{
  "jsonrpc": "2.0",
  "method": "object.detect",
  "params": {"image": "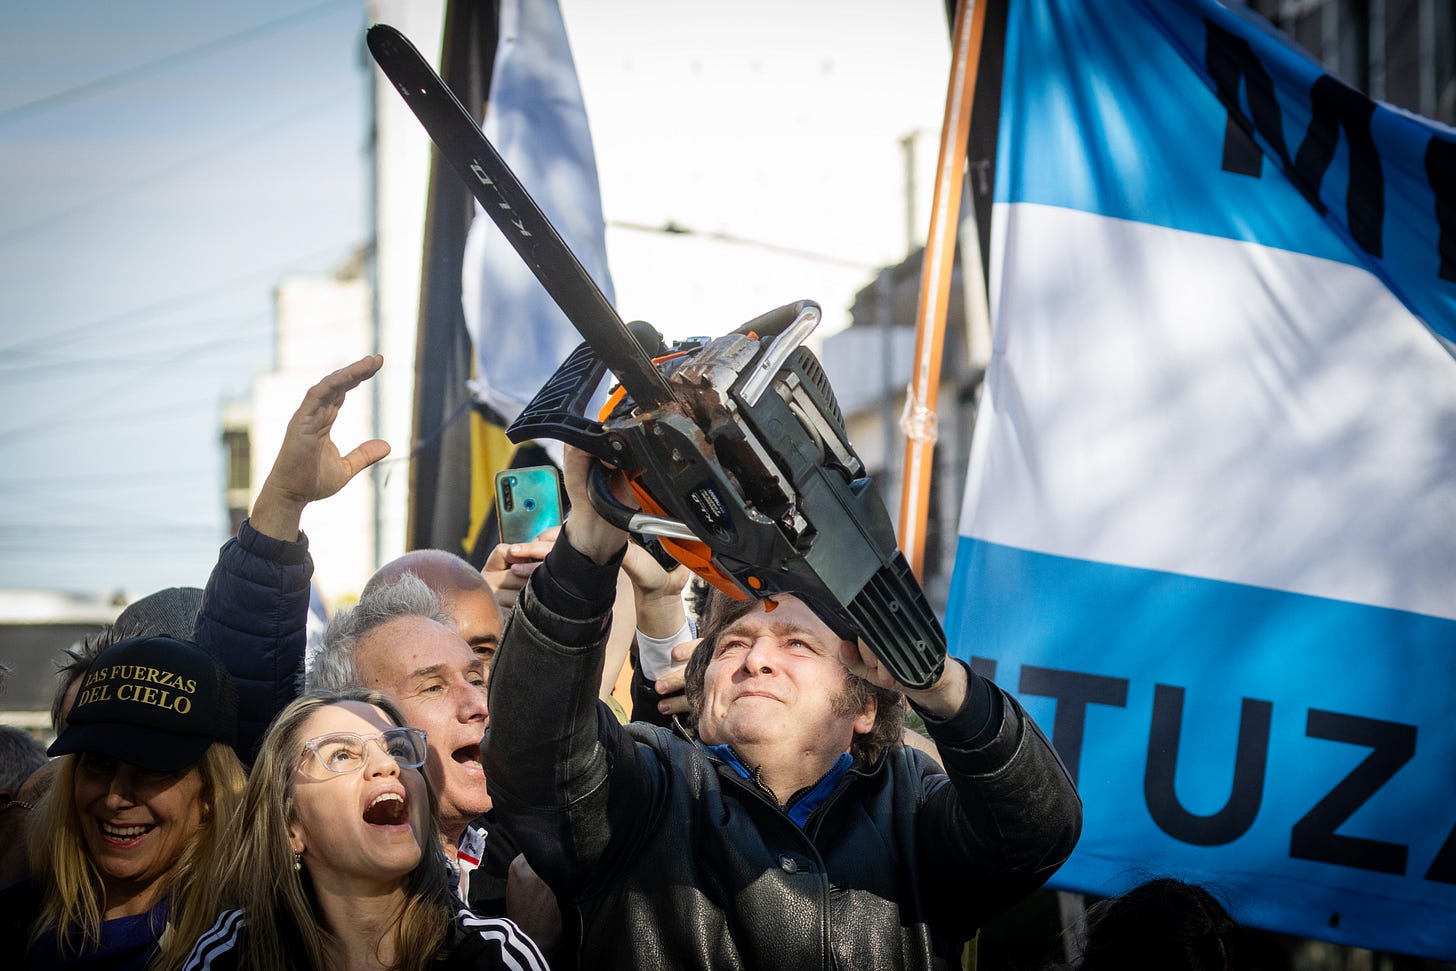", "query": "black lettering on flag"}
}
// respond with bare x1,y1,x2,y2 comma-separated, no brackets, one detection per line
1206,21,1385,259
969,656,998,682
1290,709,1414,875
1292,76,1384,257
1145,685,1272,846
1427,136,1456,282
1424,817,1456,884
1018,665,1129,787
1205,19,1295,178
